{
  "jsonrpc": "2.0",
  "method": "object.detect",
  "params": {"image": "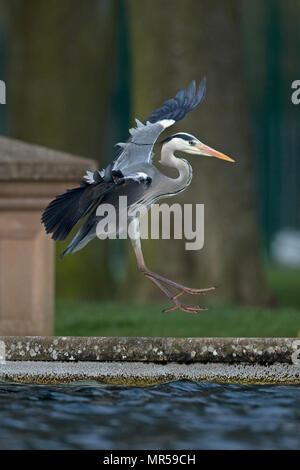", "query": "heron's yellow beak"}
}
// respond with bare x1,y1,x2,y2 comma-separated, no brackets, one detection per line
195,143,235,163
